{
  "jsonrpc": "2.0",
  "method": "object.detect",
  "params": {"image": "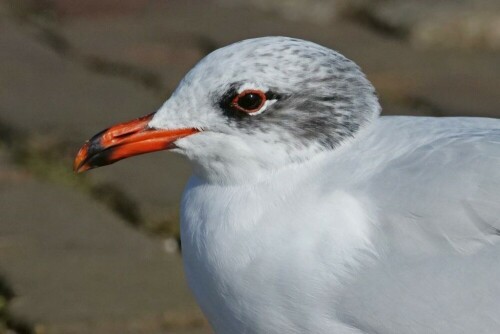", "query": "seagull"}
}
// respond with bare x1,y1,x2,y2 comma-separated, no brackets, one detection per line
74,37,500,334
